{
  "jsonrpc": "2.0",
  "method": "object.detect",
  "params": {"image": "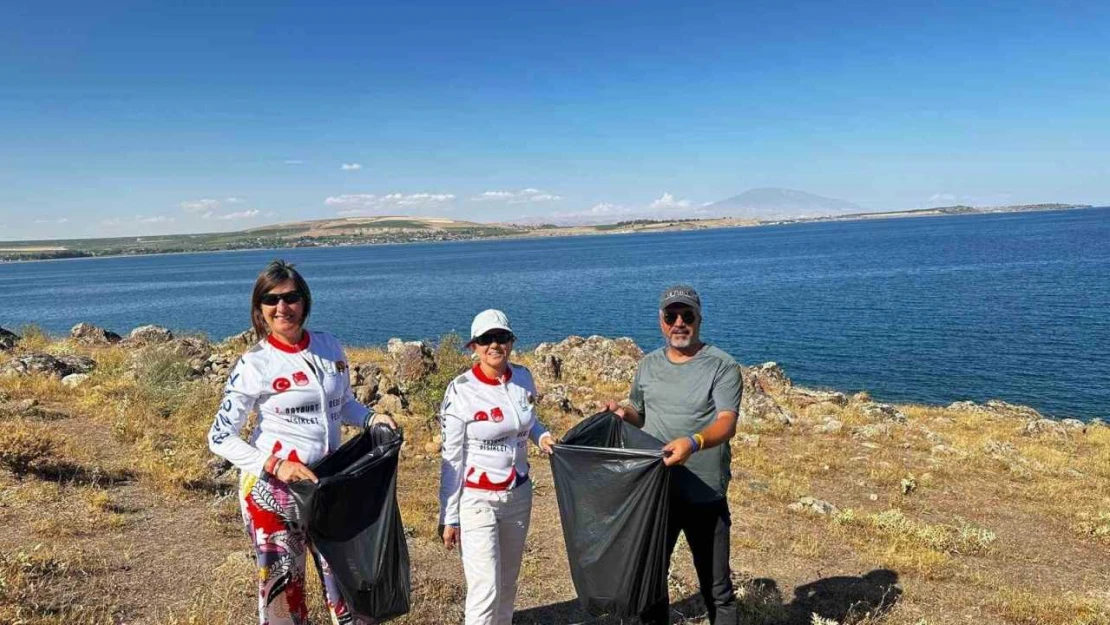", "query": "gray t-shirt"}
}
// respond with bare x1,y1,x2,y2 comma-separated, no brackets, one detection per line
629,344,742,502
